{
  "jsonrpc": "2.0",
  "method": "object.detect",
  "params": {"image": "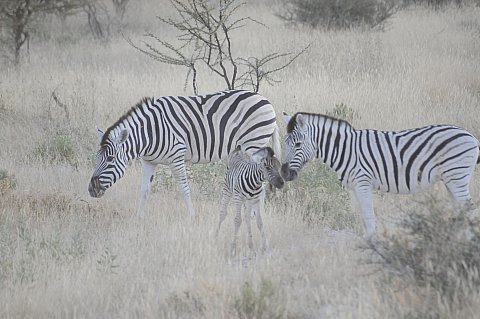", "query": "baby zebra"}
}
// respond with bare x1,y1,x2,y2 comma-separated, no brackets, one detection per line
216,146,284,256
